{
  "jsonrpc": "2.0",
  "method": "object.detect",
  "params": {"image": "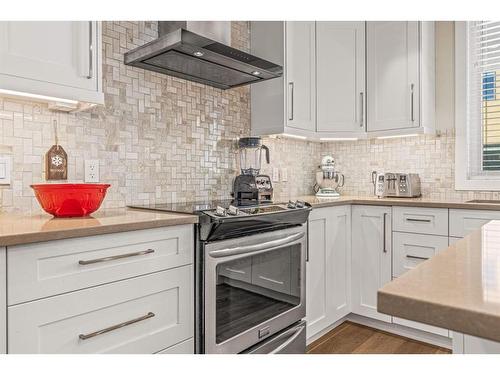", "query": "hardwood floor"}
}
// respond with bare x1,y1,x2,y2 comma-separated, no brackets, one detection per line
307,321,451,354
